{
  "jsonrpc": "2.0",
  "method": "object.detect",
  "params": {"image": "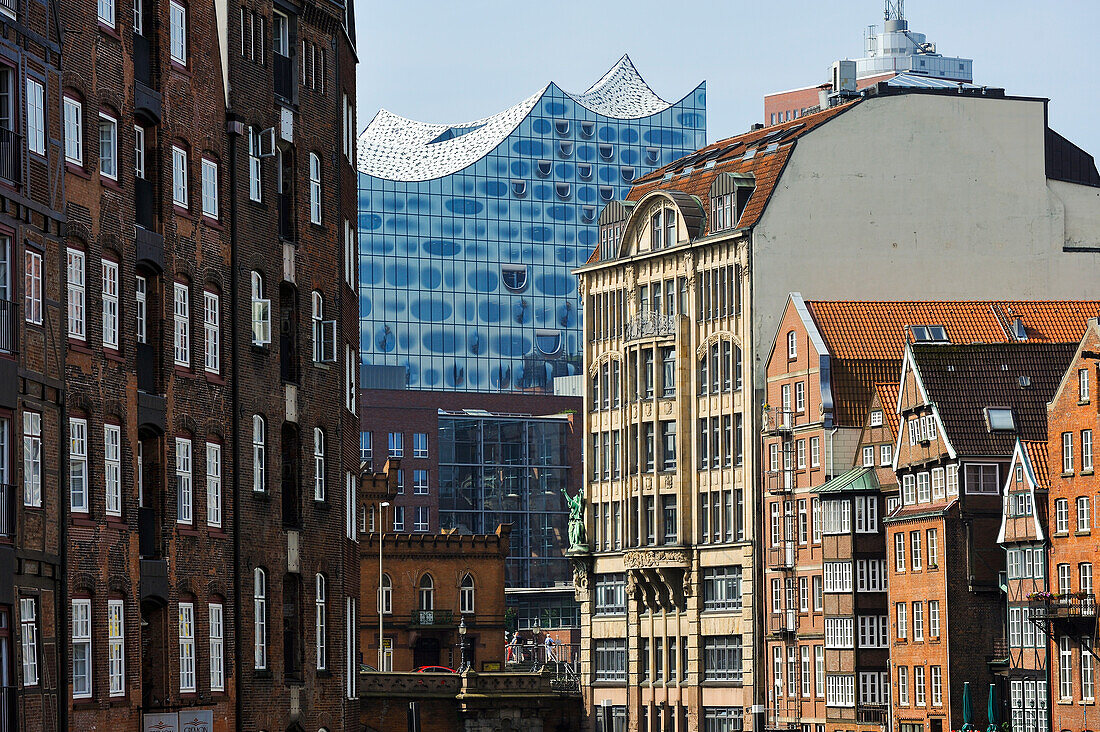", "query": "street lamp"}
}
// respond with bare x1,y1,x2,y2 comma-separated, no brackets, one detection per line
378,501,389,672
458,617,469,672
